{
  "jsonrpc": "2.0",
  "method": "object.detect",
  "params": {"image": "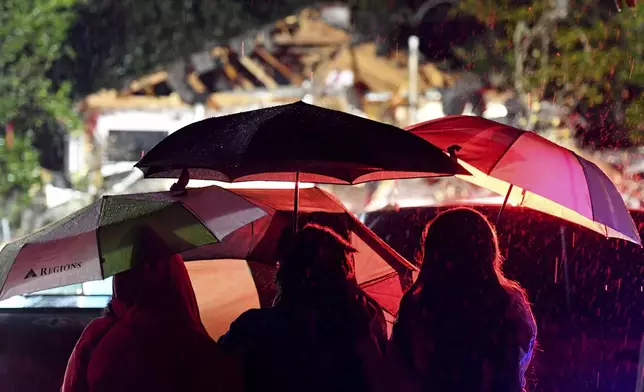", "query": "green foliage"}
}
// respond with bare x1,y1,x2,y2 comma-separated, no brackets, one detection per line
0,0,80,224
619,5,644,142
454,0,643,143
0,0,79,126
625,98,643,142
0,134,41,224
